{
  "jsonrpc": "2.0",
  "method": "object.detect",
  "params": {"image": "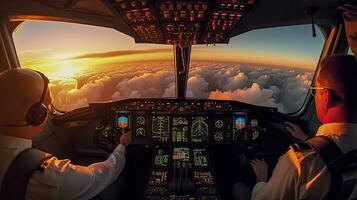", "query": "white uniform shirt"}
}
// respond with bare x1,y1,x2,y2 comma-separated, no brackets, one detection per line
251,123,357,200
0,134,126,200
